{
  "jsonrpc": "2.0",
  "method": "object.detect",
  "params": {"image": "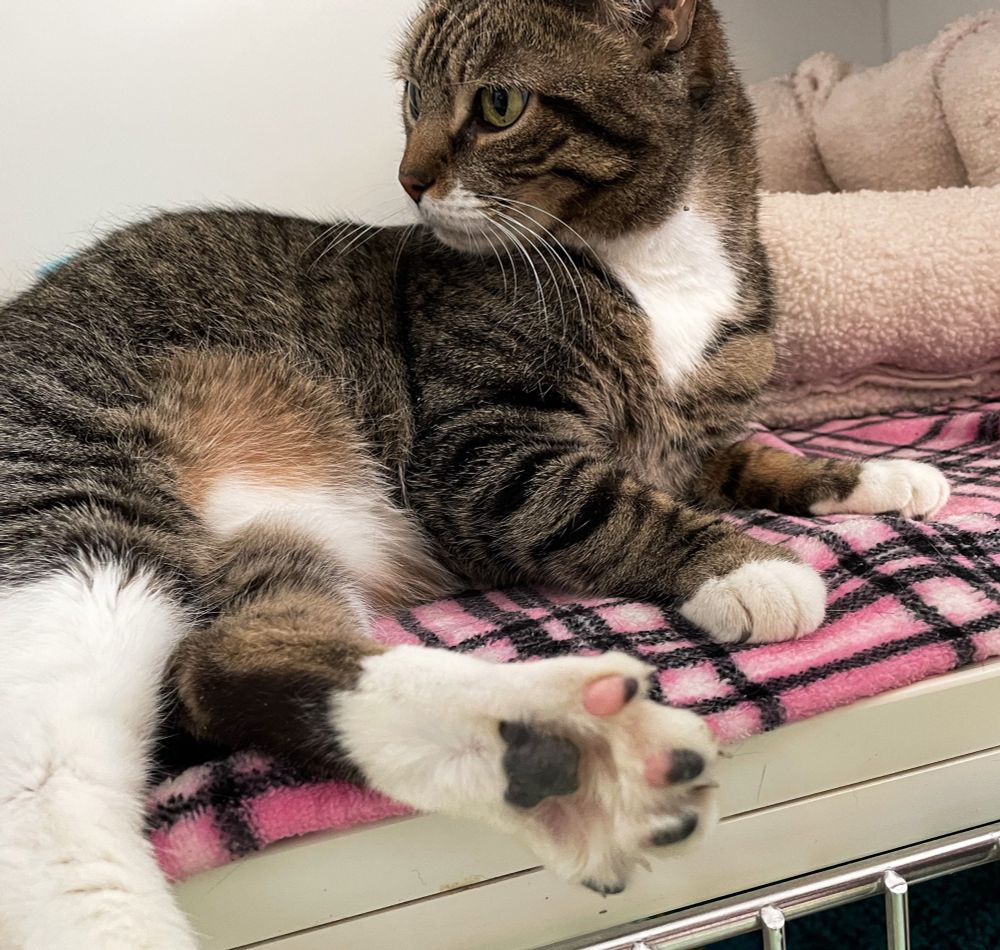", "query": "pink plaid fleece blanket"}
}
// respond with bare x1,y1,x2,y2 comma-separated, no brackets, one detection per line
148,394,1000,882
